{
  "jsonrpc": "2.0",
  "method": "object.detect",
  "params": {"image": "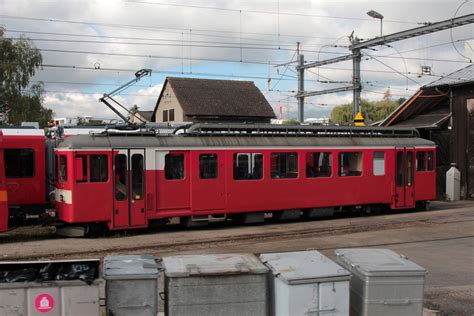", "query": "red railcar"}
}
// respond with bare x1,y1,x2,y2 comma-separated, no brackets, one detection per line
54,124,436,233
0,131,8,233
0,128,52,222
